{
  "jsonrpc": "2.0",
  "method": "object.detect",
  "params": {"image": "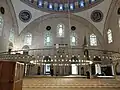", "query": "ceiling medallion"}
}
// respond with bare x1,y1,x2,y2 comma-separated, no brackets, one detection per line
71,26,76,31
46,26,51,31
91,10,103,22
19,10,32,23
